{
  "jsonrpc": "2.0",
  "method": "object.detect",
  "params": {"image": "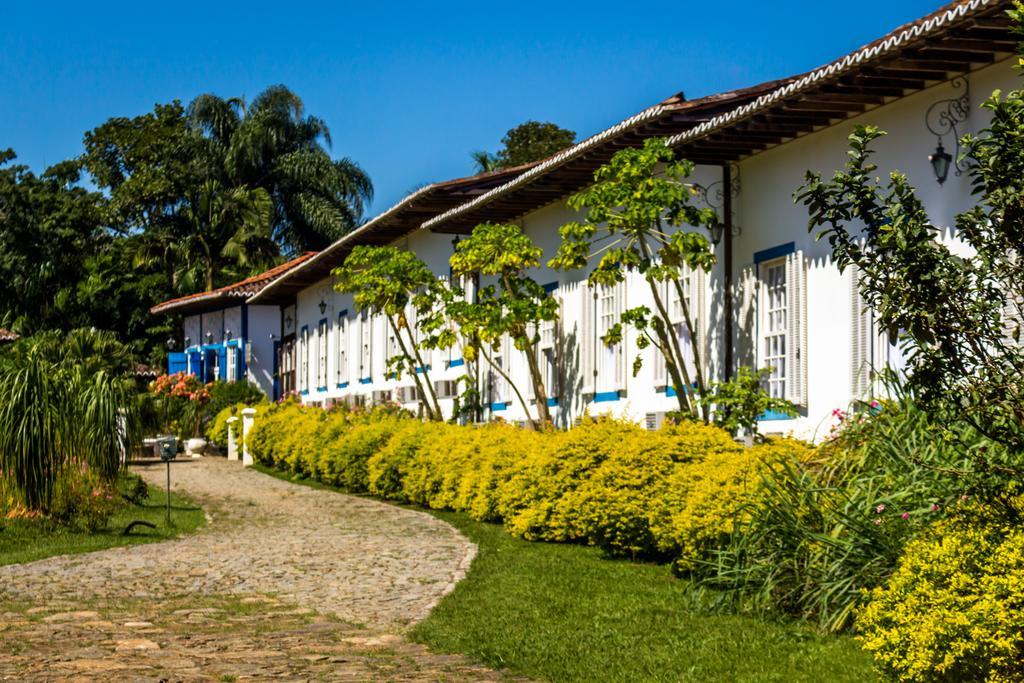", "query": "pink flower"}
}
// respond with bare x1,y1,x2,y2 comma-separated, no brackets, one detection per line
91,490,100,497
901,512,910,520
930,504,940,512
873,518,883,525
870,400,880,409
876,504,885,513
961,495,969,502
